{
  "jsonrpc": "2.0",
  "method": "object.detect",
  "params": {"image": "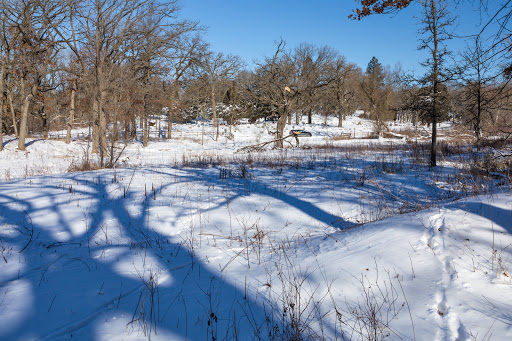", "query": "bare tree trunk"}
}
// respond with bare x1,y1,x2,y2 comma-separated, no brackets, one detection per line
337,109,343,127
8,92,18,137
0,99,3,151
0,63,5,151
295,110,300,124
211,85,219,141
167,109,173,139
431,102,437,167
276,101,291,148
92,99,100,154
112,110,118,143
142,80,149,147
0,97,4,151
99,90,107,163
18,78,38,151
229,114,233,137
131,116,137,139
18,94,32,151
476,82,482,151
42,112,48,139
201,109,205,145
276,114,287,148
430,0,439,168
158,113,161,140
124,118,129,143
66,82,76,144
143,110,148,147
